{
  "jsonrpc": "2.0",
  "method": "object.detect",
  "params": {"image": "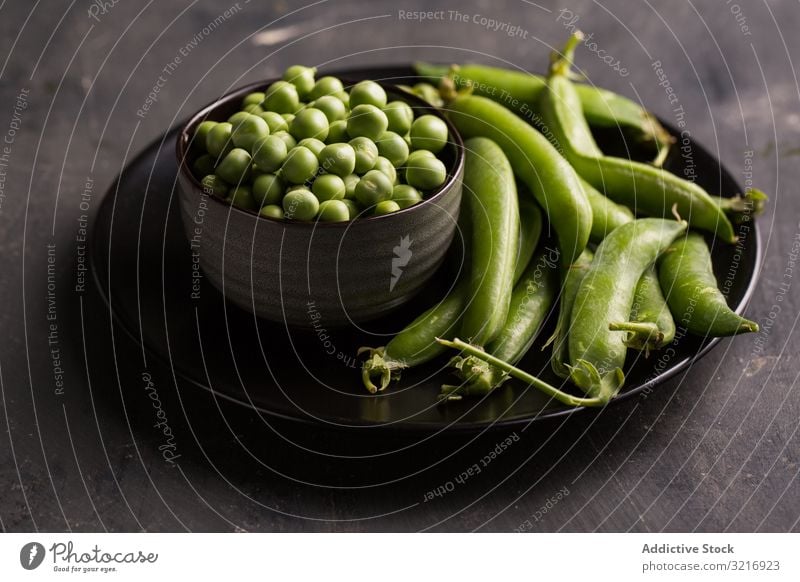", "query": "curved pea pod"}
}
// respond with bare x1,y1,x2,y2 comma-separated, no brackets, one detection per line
442,245,560,400
359,280,468,393
445,94,592,267
576,156,737,243
539,33,737,244
580,176,633,242
569,218,688,400
460,137,519,345
545,249,594,379
657,232,759,336
514,194,543,283
413,62,673,160
609,265,676,354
